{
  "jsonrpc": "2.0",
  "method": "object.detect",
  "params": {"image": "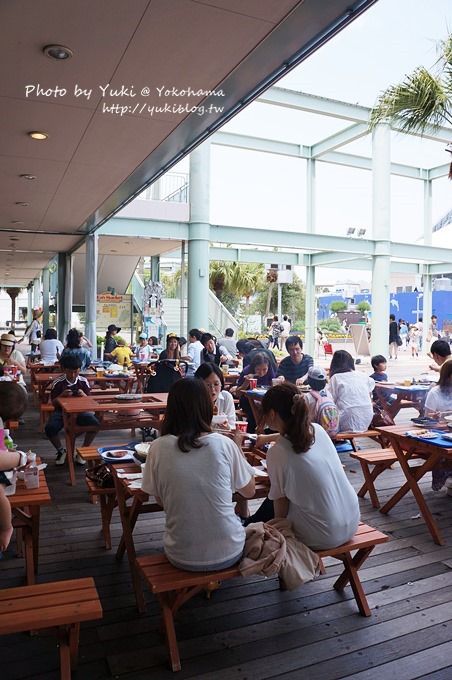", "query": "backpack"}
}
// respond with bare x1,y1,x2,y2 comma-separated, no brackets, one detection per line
310,389,339,438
